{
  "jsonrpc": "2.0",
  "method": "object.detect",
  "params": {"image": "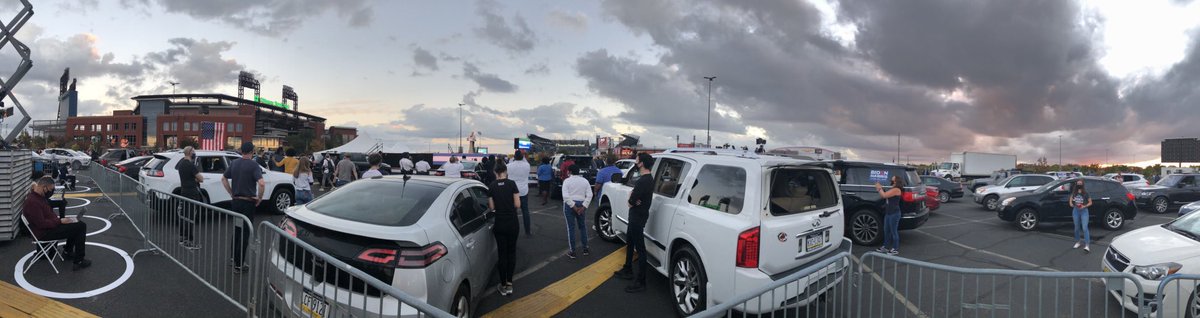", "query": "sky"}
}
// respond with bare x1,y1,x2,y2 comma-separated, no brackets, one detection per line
2,0,1200,166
